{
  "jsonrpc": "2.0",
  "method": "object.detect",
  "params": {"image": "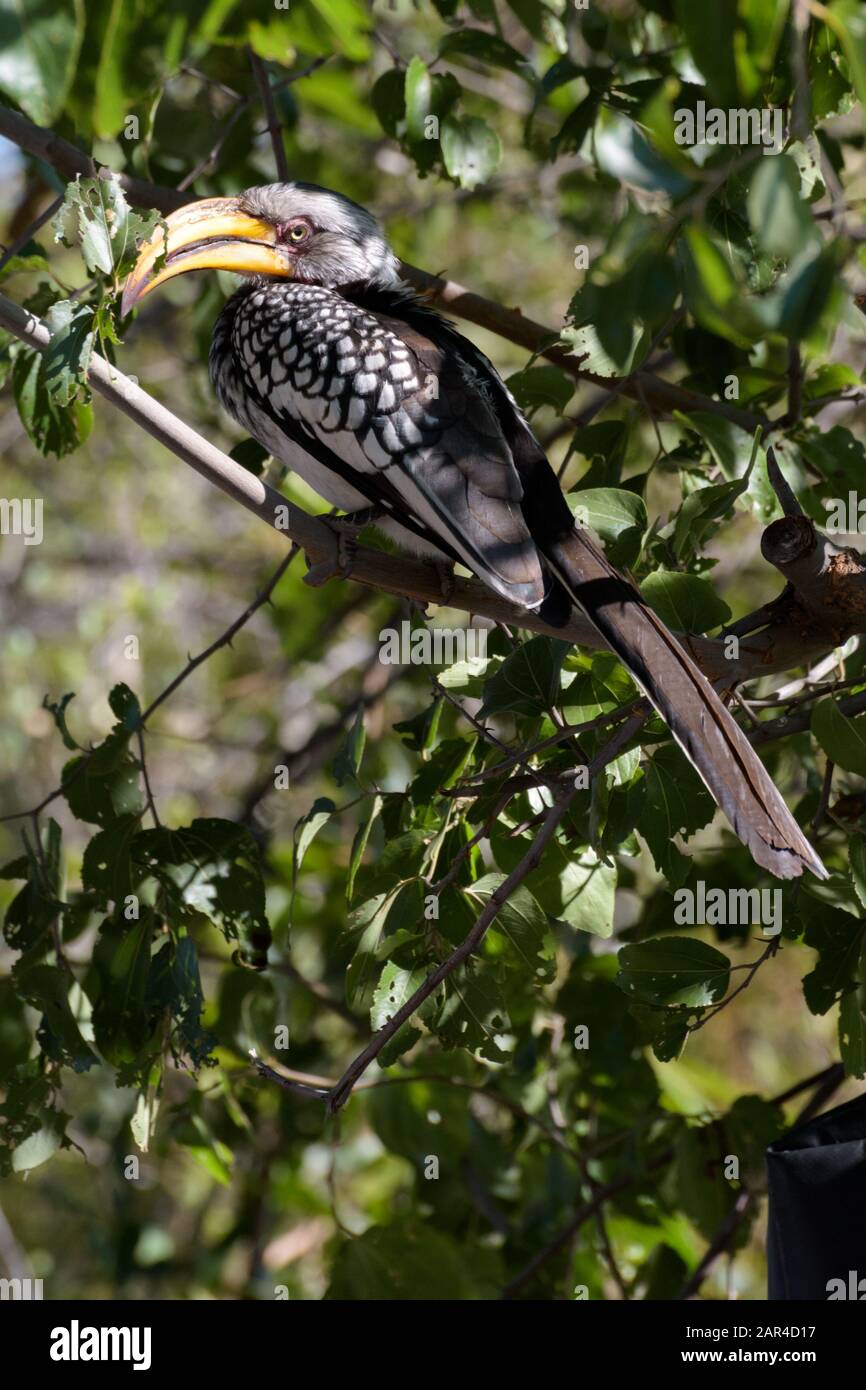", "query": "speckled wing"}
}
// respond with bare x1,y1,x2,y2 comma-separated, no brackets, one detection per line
222,284,548,609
